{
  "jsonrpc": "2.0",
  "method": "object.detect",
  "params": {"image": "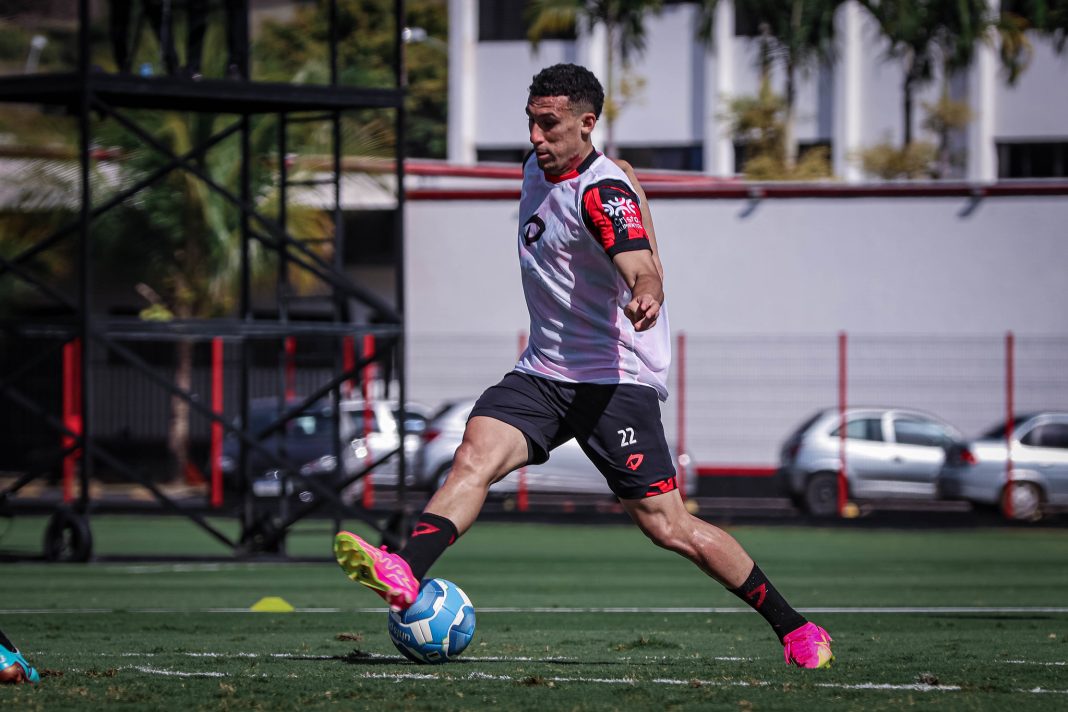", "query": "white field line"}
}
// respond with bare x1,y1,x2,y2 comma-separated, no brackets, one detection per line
3,606,1068,615
1001,660,1067,666
124,665,227,678
113,666,1068,695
